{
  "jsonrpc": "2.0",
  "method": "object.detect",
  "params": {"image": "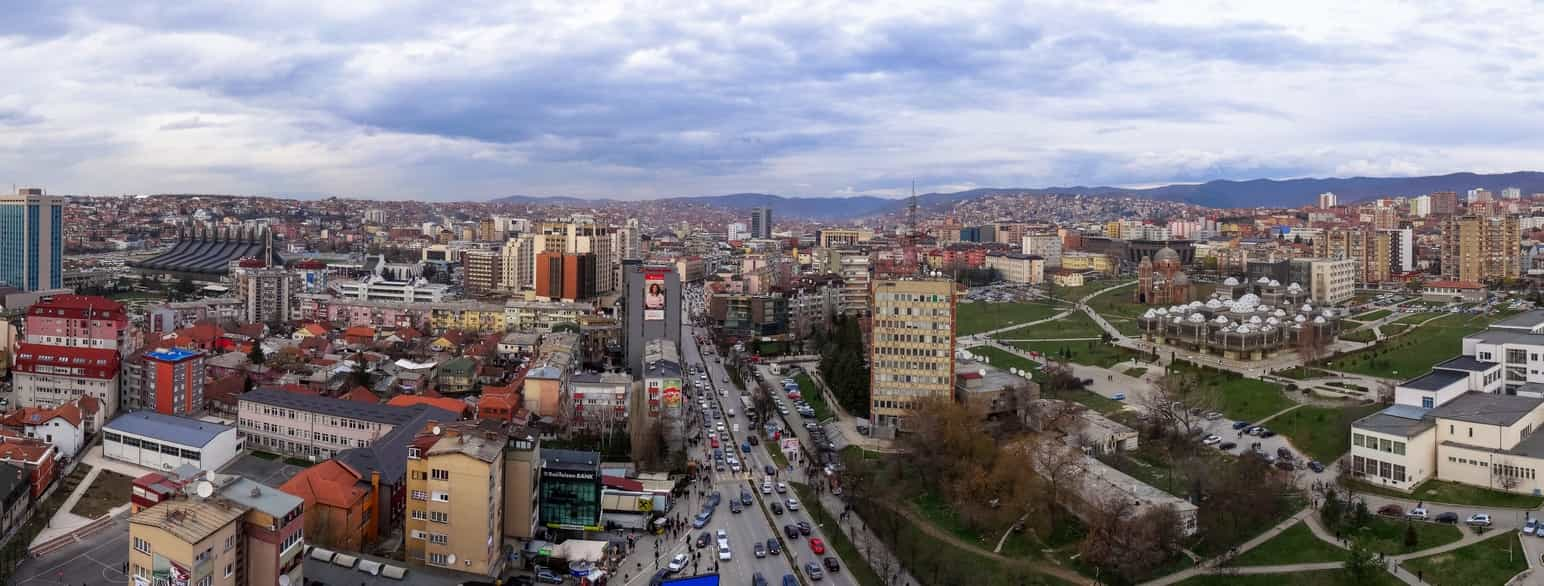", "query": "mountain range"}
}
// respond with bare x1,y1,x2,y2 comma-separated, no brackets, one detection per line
489,171,1544,219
